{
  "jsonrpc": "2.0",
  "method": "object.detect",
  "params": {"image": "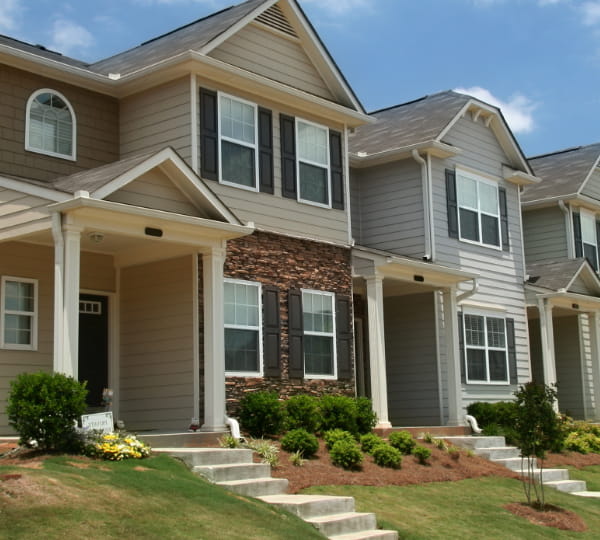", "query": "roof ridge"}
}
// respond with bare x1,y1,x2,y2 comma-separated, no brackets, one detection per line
528,145,586,161
0,33,90,66
369,90,456,115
